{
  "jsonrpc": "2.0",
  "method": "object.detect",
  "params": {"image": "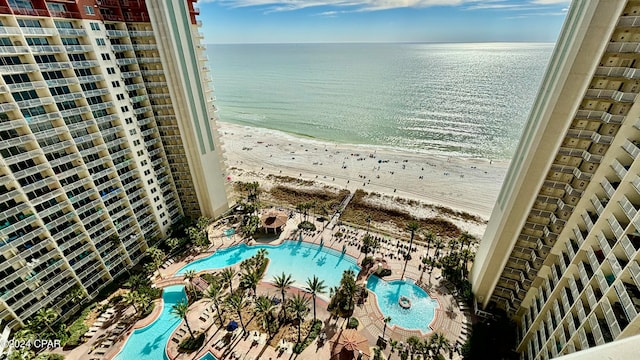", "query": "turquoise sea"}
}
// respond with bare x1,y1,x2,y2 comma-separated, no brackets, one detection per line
206,42,553,160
